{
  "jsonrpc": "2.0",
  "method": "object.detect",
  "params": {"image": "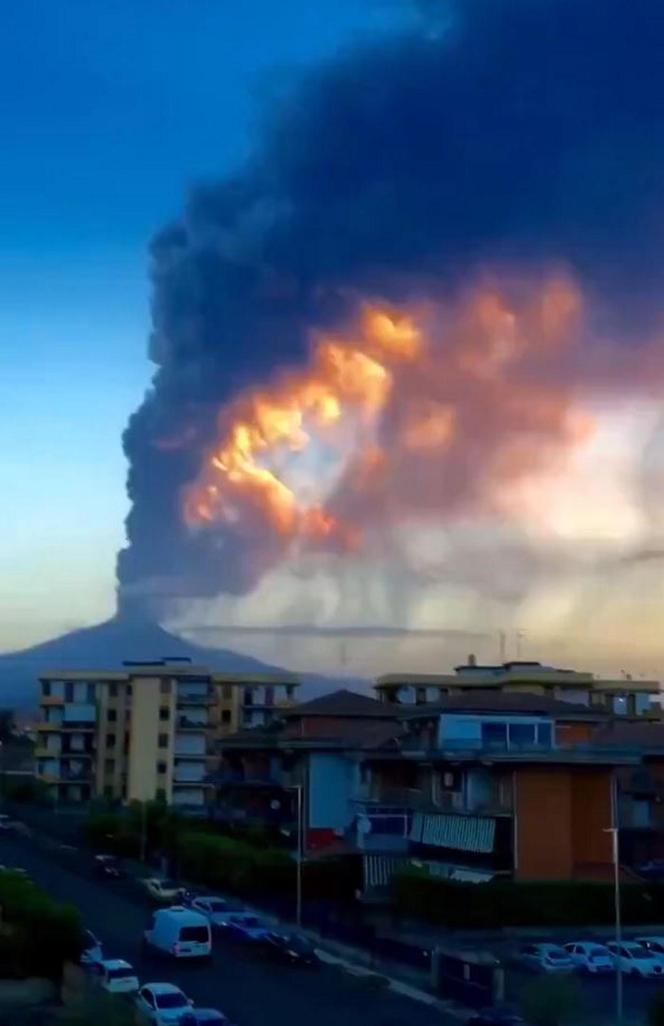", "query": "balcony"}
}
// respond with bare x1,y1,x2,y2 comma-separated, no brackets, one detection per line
177,693,214,706
177,715,209,730
354,788,511,818
41,695,64,706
